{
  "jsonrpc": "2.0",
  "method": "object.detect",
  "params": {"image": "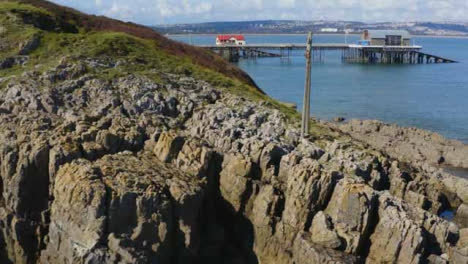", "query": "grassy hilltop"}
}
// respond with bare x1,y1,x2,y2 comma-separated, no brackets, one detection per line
0,0,300,120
